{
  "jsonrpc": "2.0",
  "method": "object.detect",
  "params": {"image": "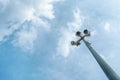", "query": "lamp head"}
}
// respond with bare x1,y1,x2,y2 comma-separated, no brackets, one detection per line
76,31,81,36
71,41,80,46
83,29,90,36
